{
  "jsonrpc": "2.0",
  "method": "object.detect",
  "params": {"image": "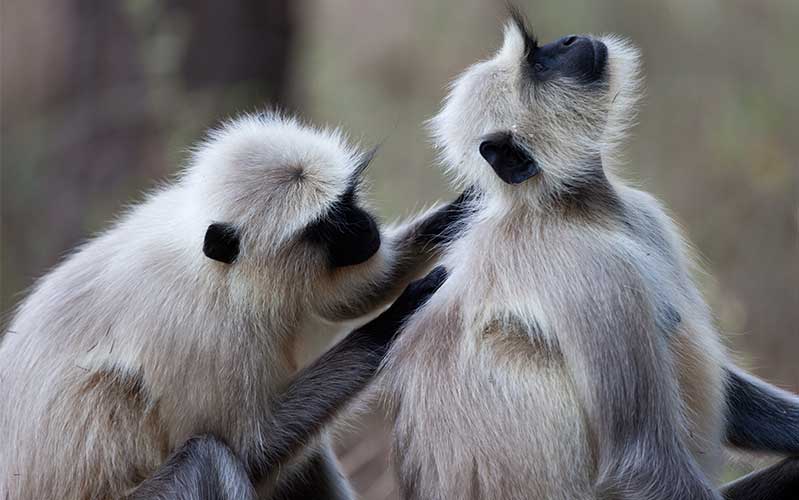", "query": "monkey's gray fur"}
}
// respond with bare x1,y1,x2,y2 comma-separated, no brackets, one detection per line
0,113,464,499
382,13,799,500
